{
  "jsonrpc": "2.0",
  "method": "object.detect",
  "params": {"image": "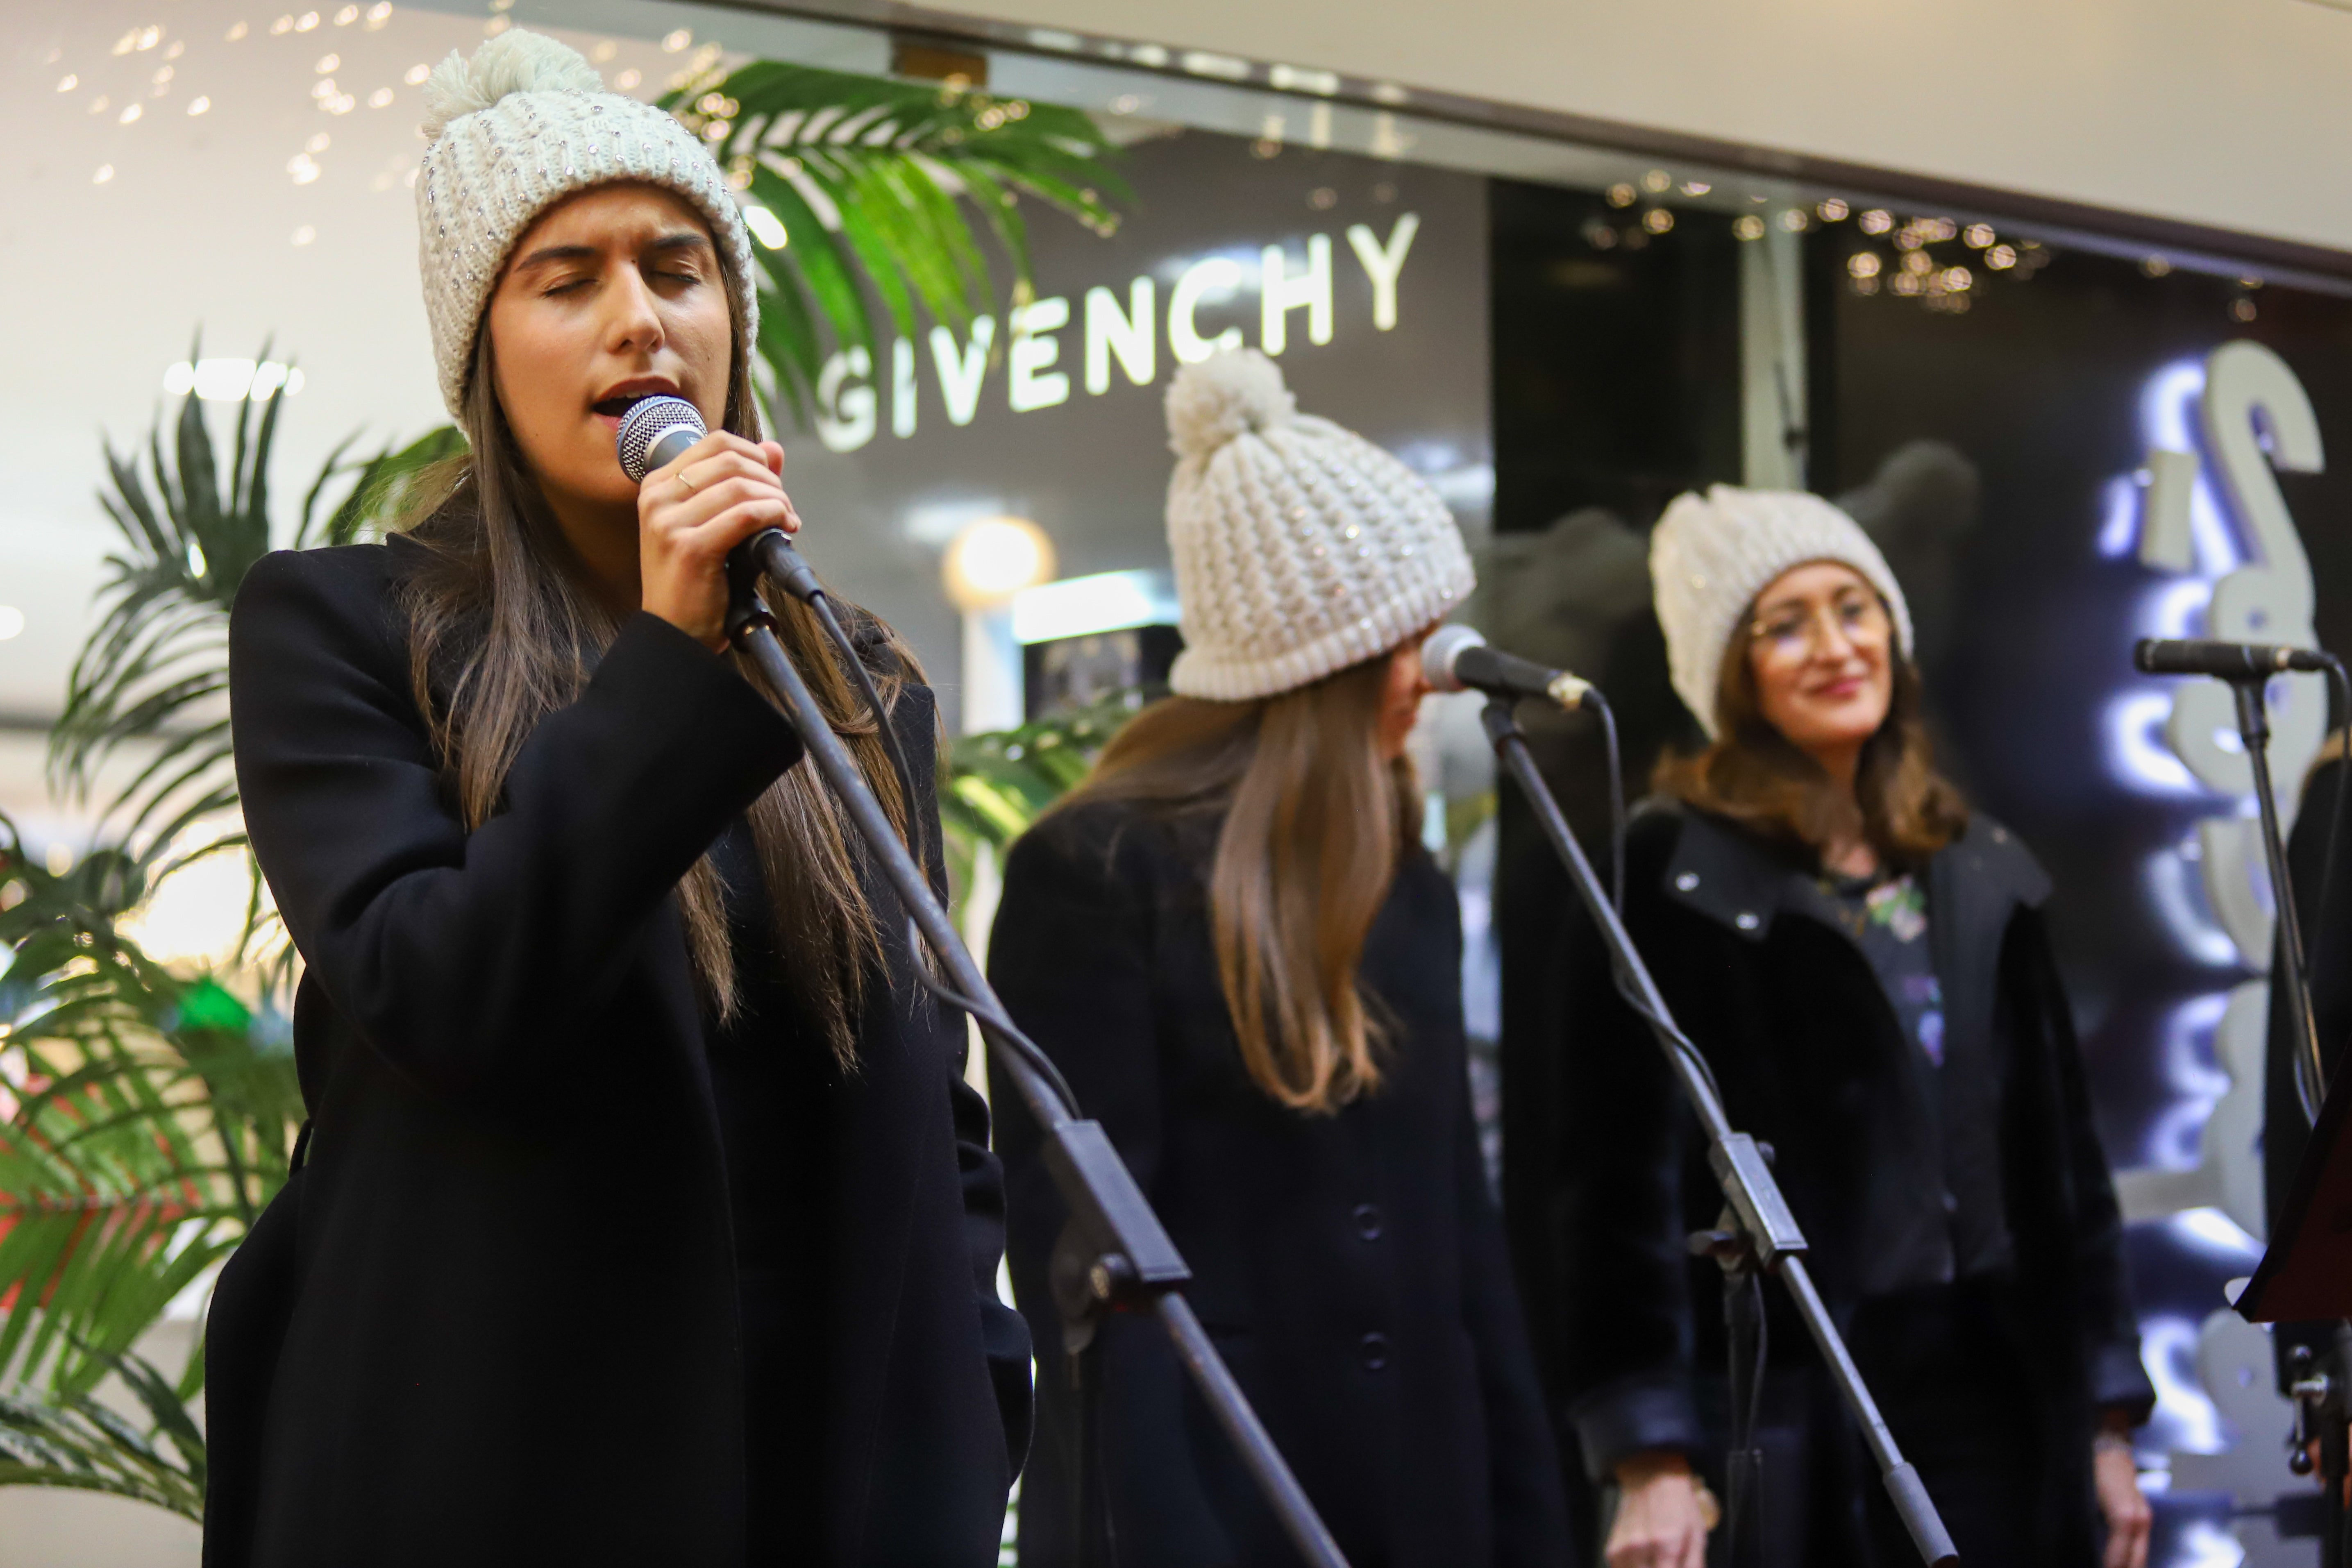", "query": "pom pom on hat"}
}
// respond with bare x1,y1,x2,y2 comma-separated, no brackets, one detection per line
419,29,603,141
1160,350,1476,702
412,29,757,420
1165,348,1297,460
